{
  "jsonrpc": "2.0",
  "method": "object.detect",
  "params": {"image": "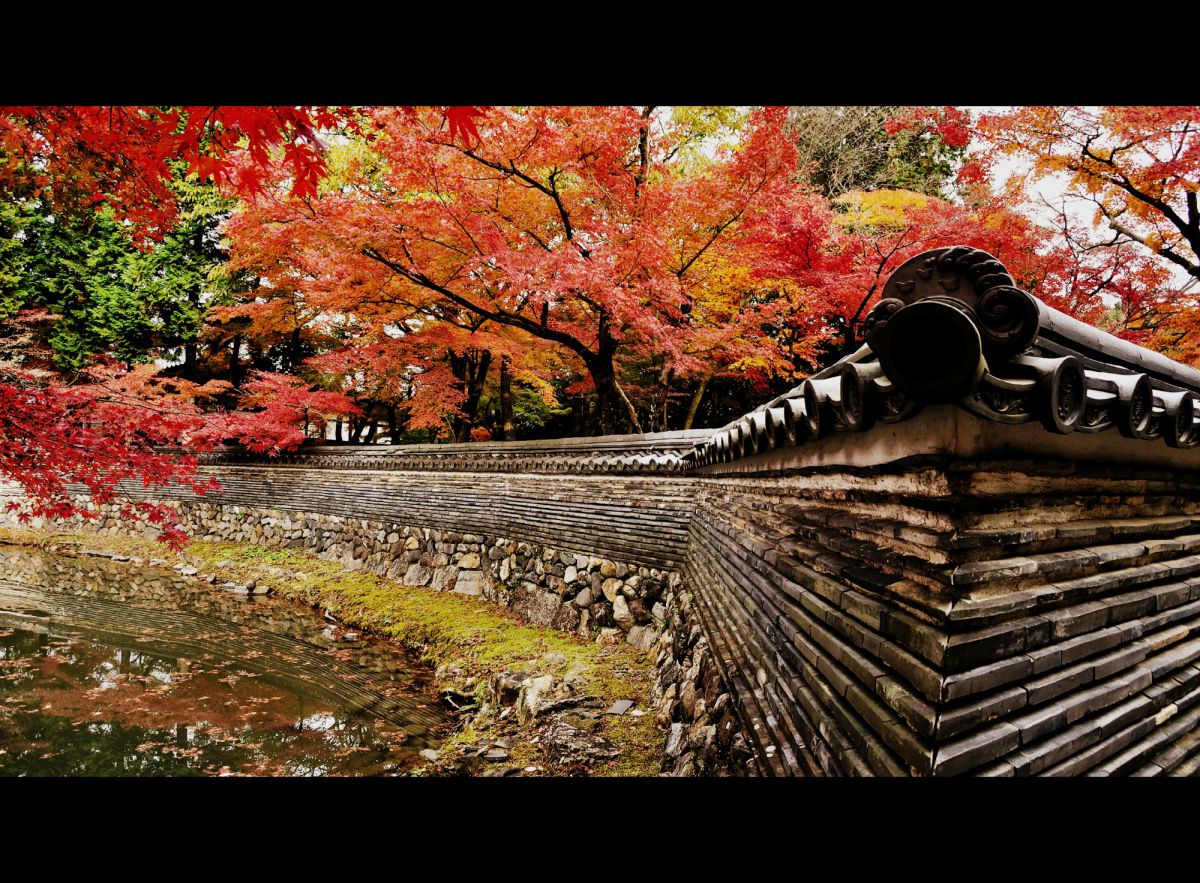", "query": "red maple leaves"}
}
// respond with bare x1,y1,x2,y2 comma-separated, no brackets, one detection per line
0,370,219,549
444,106,487,146
0,106,346,235
206,372,362,454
